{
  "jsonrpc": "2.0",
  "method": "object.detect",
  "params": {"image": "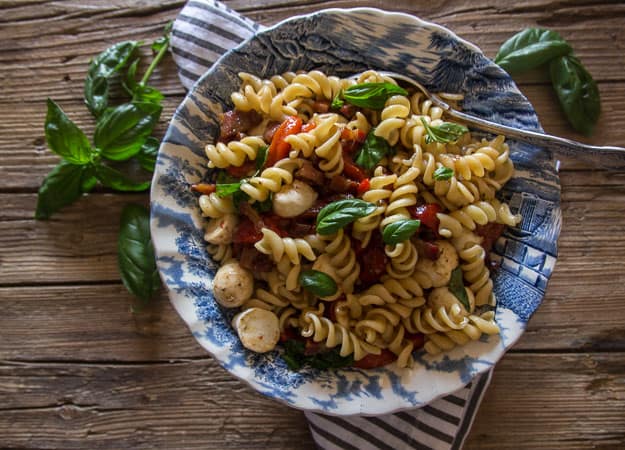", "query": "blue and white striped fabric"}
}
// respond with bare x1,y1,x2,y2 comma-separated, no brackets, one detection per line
170,2,493,448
